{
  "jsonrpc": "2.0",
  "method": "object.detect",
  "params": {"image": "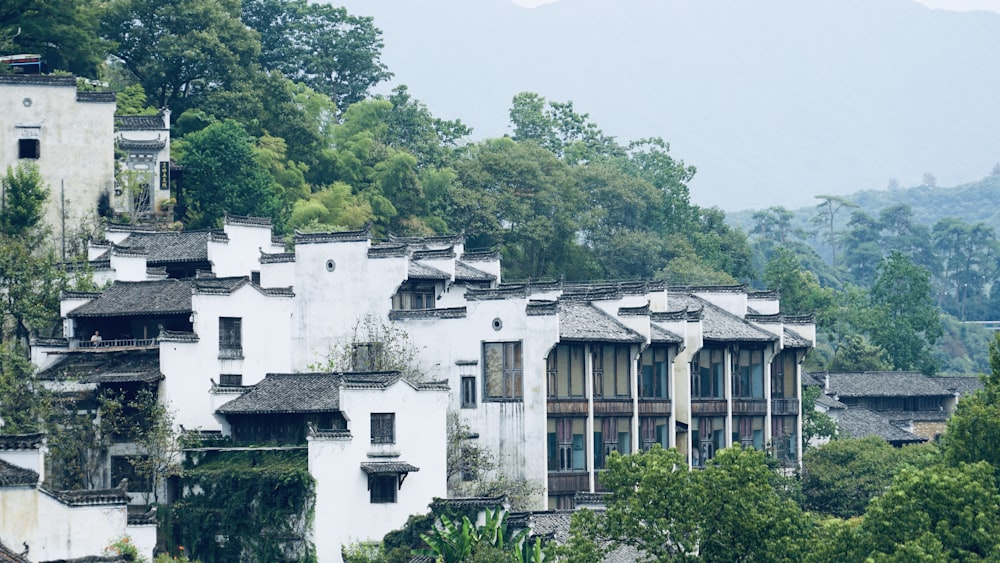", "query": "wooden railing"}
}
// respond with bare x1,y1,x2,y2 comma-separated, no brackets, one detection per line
74,338,159,350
